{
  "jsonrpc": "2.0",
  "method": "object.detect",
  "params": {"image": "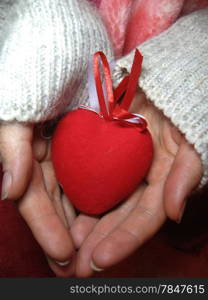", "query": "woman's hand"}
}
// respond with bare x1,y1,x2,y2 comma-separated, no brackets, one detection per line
67,92,202,277
0,122,76,277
